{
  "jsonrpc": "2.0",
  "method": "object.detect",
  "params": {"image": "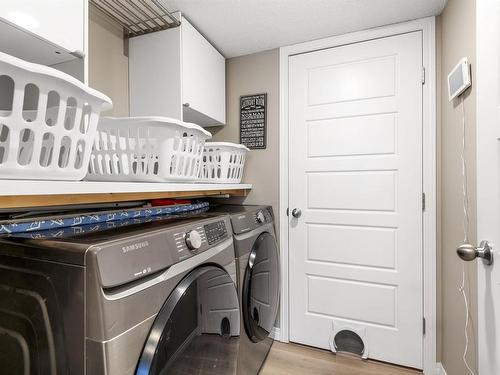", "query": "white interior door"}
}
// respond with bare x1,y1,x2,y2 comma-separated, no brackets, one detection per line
477,2,500,374
288,31,423,369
